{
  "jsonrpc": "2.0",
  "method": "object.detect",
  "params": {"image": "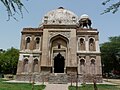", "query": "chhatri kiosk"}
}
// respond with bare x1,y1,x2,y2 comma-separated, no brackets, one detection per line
16,7,102,83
